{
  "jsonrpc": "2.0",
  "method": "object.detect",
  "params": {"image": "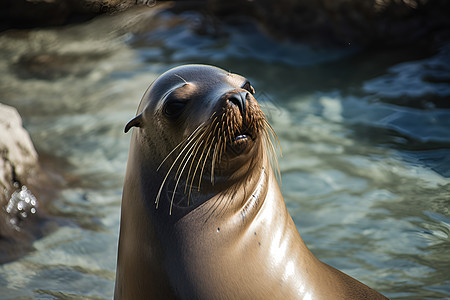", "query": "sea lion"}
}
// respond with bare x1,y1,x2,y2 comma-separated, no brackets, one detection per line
114,64,388,299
